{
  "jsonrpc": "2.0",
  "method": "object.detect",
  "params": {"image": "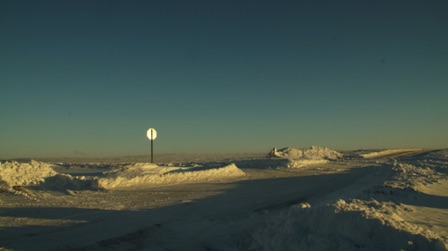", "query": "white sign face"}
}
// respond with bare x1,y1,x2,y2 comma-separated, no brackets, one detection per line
146,128,157,140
